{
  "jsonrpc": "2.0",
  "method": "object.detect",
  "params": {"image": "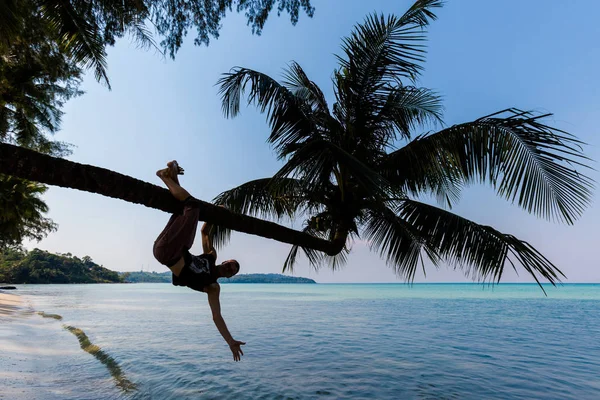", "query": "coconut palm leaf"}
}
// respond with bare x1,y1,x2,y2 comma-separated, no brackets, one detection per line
218,67,317,153
282,61,329,115
363,205,440,281
272,137,391,199
0,108,10,141
337,0,442,87
283,224,350,273
211,177,314,250
13,110,41,147
213,177,310,219
332,1,443,150
372,85,443,143
0,0,20,47
396,199,565,291
380,133,463,207
0,174,57,248
384,109,594,223
40,0,110,88
205,222,232,251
